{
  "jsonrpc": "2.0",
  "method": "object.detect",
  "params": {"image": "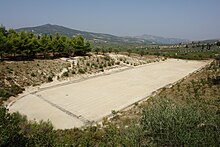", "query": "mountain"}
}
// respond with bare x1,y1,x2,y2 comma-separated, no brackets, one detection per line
136,34,189,44
16,24,190,44
16,24,152,44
